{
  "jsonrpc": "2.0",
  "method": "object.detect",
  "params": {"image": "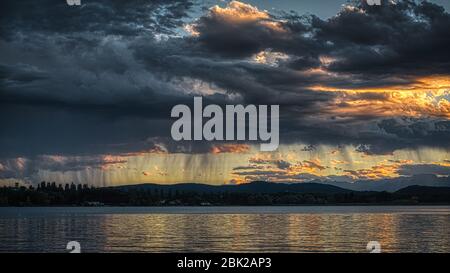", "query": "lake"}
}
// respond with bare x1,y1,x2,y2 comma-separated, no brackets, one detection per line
0,206,449,253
